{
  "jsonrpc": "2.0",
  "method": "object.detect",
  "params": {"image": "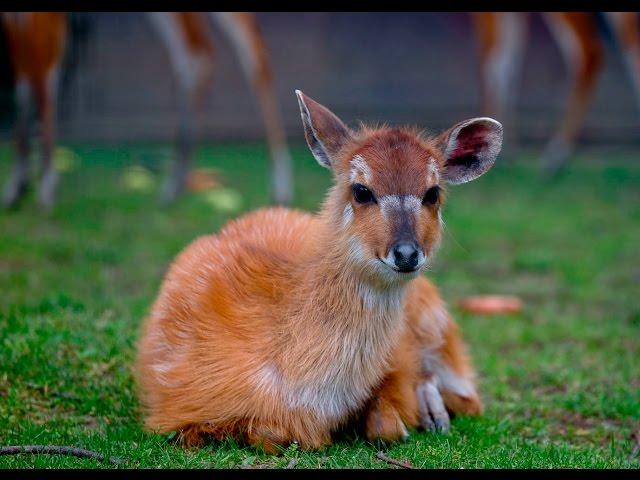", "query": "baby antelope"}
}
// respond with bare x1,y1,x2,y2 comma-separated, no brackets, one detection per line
135,90,502,452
